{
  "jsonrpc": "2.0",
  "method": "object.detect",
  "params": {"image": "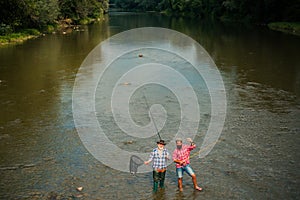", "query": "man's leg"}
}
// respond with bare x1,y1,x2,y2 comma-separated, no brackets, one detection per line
178,178,183,191
159,171,166,189
186,165,202,191
176,168,183,191
153,170,159,192
191,174,202,190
